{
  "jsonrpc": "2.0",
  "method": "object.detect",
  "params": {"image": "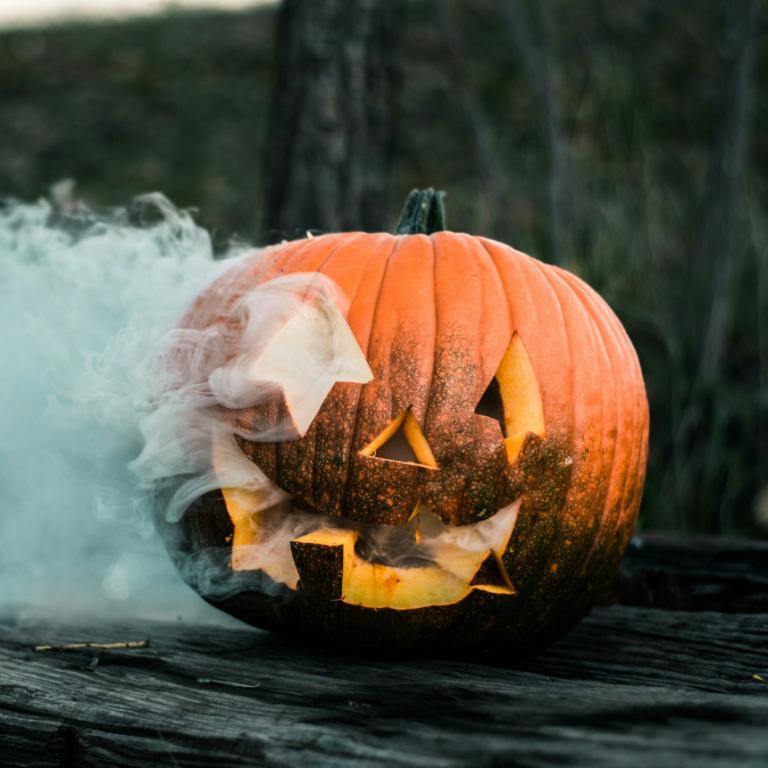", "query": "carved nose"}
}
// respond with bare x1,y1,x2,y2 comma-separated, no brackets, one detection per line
359,407,438,469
